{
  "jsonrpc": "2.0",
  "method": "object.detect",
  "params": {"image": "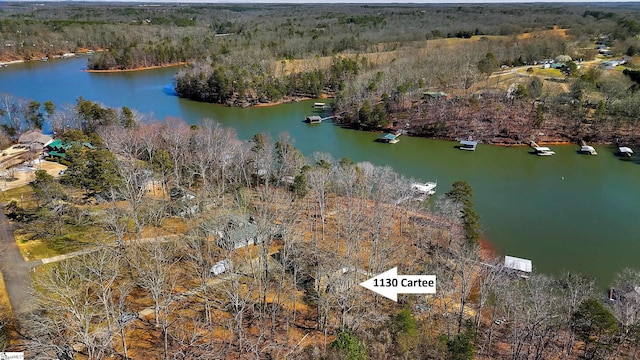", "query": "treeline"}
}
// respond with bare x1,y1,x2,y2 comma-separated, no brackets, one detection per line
3,99,640,358
1,2,639,69
174,56,360,105
336,63,640,143
0,93,137,139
